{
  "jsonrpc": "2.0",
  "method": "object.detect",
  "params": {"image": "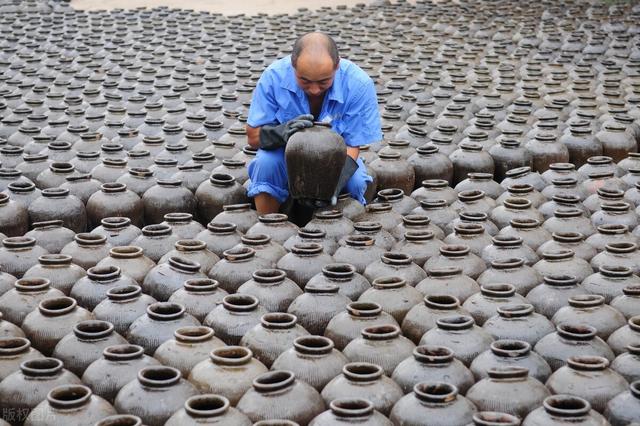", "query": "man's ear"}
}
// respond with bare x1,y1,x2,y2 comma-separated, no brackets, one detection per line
334,58,340,70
